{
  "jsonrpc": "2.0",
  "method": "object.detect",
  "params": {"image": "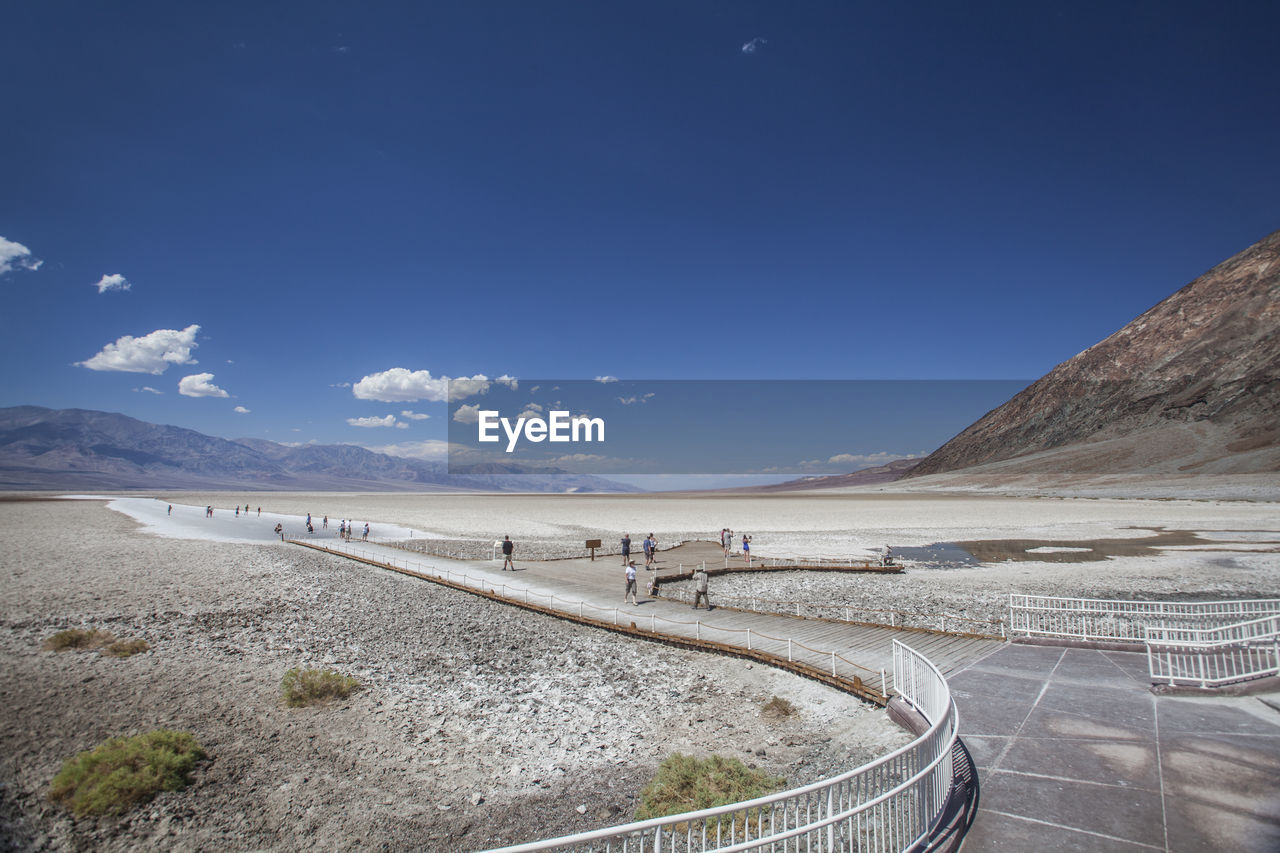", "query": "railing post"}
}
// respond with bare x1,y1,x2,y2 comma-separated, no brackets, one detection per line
831,651,837,676
787,639,793,662
746,628,752,650
696,621,701,641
